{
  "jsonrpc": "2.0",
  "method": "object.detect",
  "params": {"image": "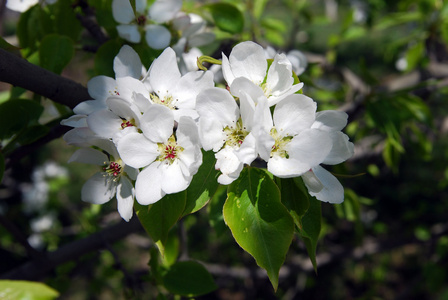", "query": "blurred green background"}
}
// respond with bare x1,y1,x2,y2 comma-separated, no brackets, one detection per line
1,0,448,299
